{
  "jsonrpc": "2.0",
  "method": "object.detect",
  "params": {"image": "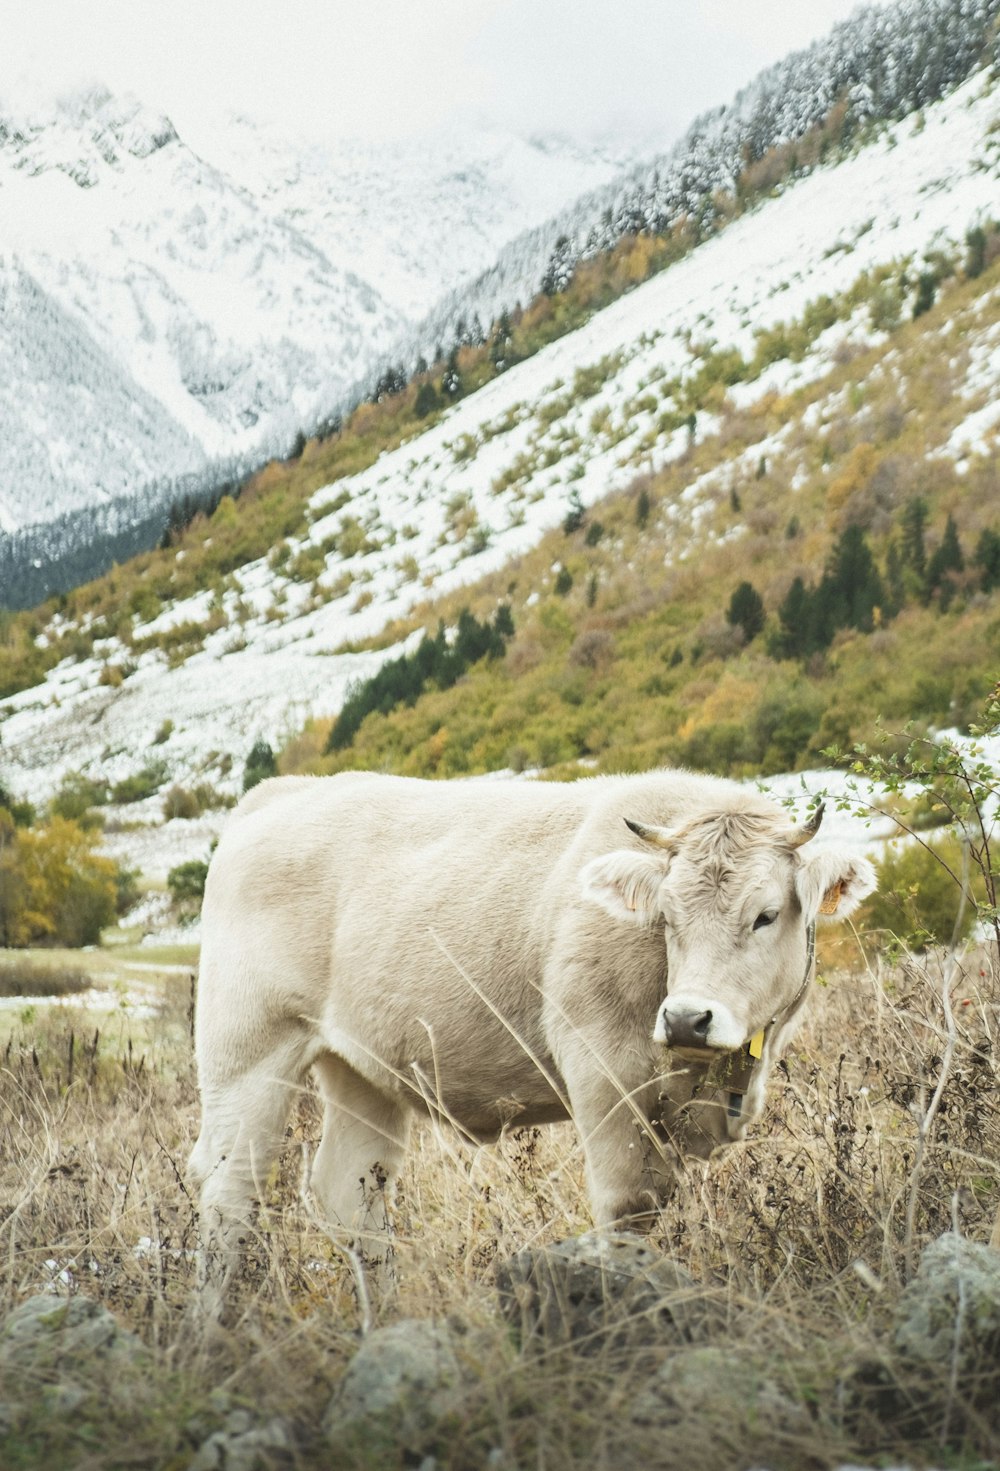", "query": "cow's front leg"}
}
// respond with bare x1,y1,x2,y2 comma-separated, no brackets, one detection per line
559,1038,676,1229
